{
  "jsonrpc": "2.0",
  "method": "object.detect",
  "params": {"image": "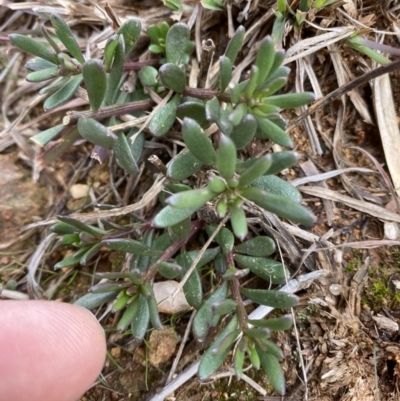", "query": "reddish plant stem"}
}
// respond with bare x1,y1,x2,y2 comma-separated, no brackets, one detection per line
123,59,161,70
226,252,248,330
144,219,204,282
